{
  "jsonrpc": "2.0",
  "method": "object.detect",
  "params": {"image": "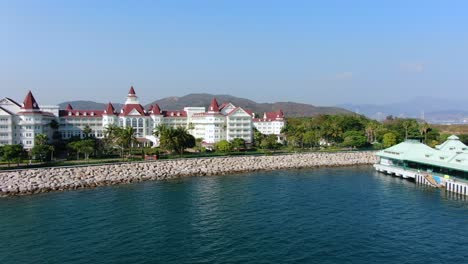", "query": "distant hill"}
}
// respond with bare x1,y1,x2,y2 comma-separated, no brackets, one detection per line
148,94,351,117
339,97,468,123
59,94,352,117
58,101,124,111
